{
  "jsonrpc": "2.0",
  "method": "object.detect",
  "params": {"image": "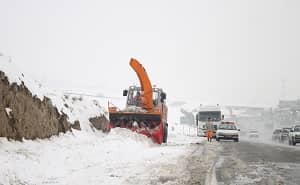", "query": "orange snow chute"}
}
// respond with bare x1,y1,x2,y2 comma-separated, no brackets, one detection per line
129,58,153,110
